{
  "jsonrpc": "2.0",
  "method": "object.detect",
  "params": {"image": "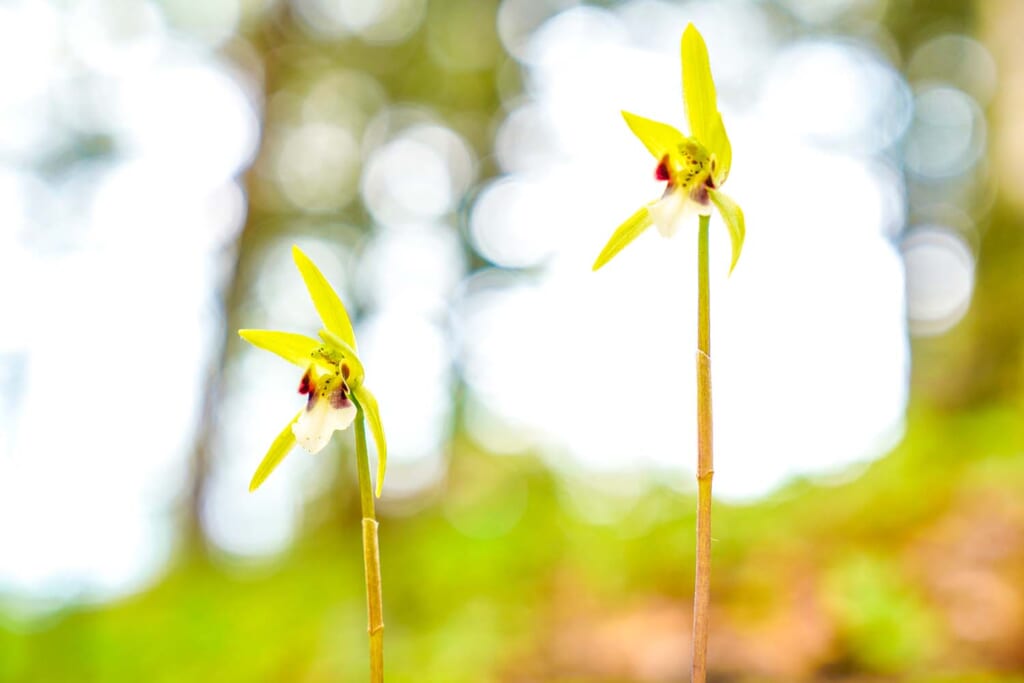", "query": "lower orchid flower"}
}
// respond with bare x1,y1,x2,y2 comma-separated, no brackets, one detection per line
239,245,388,682
239,245,386,495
